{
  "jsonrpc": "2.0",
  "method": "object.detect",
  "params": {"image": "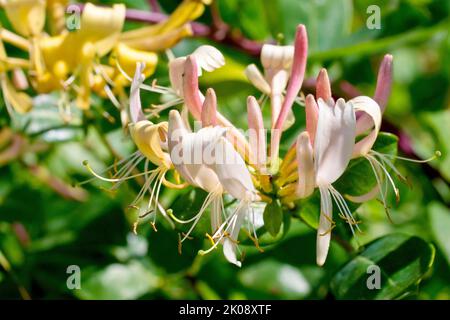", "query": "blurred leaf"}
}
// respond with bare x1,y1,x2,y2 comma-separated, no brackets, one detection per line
331,234,435,299
239,259,311,299
429,202,450,265
76,260,159,300
278,0,353,51
263,200,283,237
